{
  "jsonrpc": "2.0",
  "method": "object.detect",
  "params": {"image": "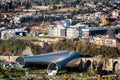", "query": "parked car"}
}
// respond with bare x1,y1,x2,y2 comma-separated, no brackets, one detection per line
3,62,18,69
